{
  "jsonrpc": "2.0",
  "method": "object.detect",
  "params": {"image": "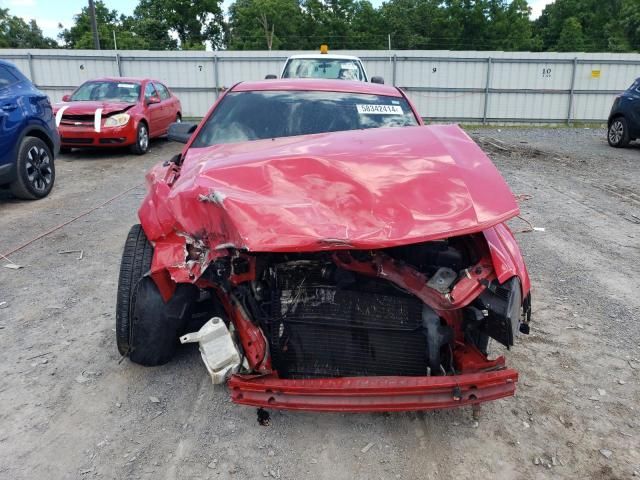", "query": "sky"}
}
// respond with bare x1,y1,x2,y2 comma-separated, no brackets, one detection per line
1,0,554,42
